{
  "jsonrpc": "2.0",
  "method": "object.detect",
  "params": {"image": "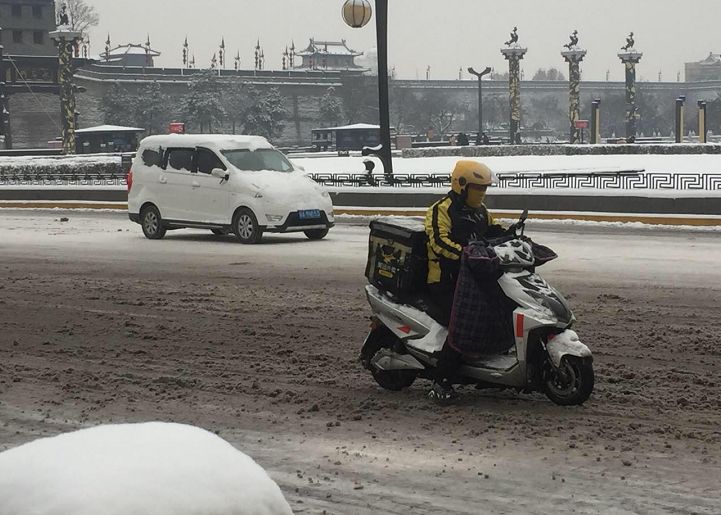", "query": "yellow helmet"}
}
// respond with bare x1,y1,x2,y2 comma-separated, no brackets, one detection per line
451,160,494,208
